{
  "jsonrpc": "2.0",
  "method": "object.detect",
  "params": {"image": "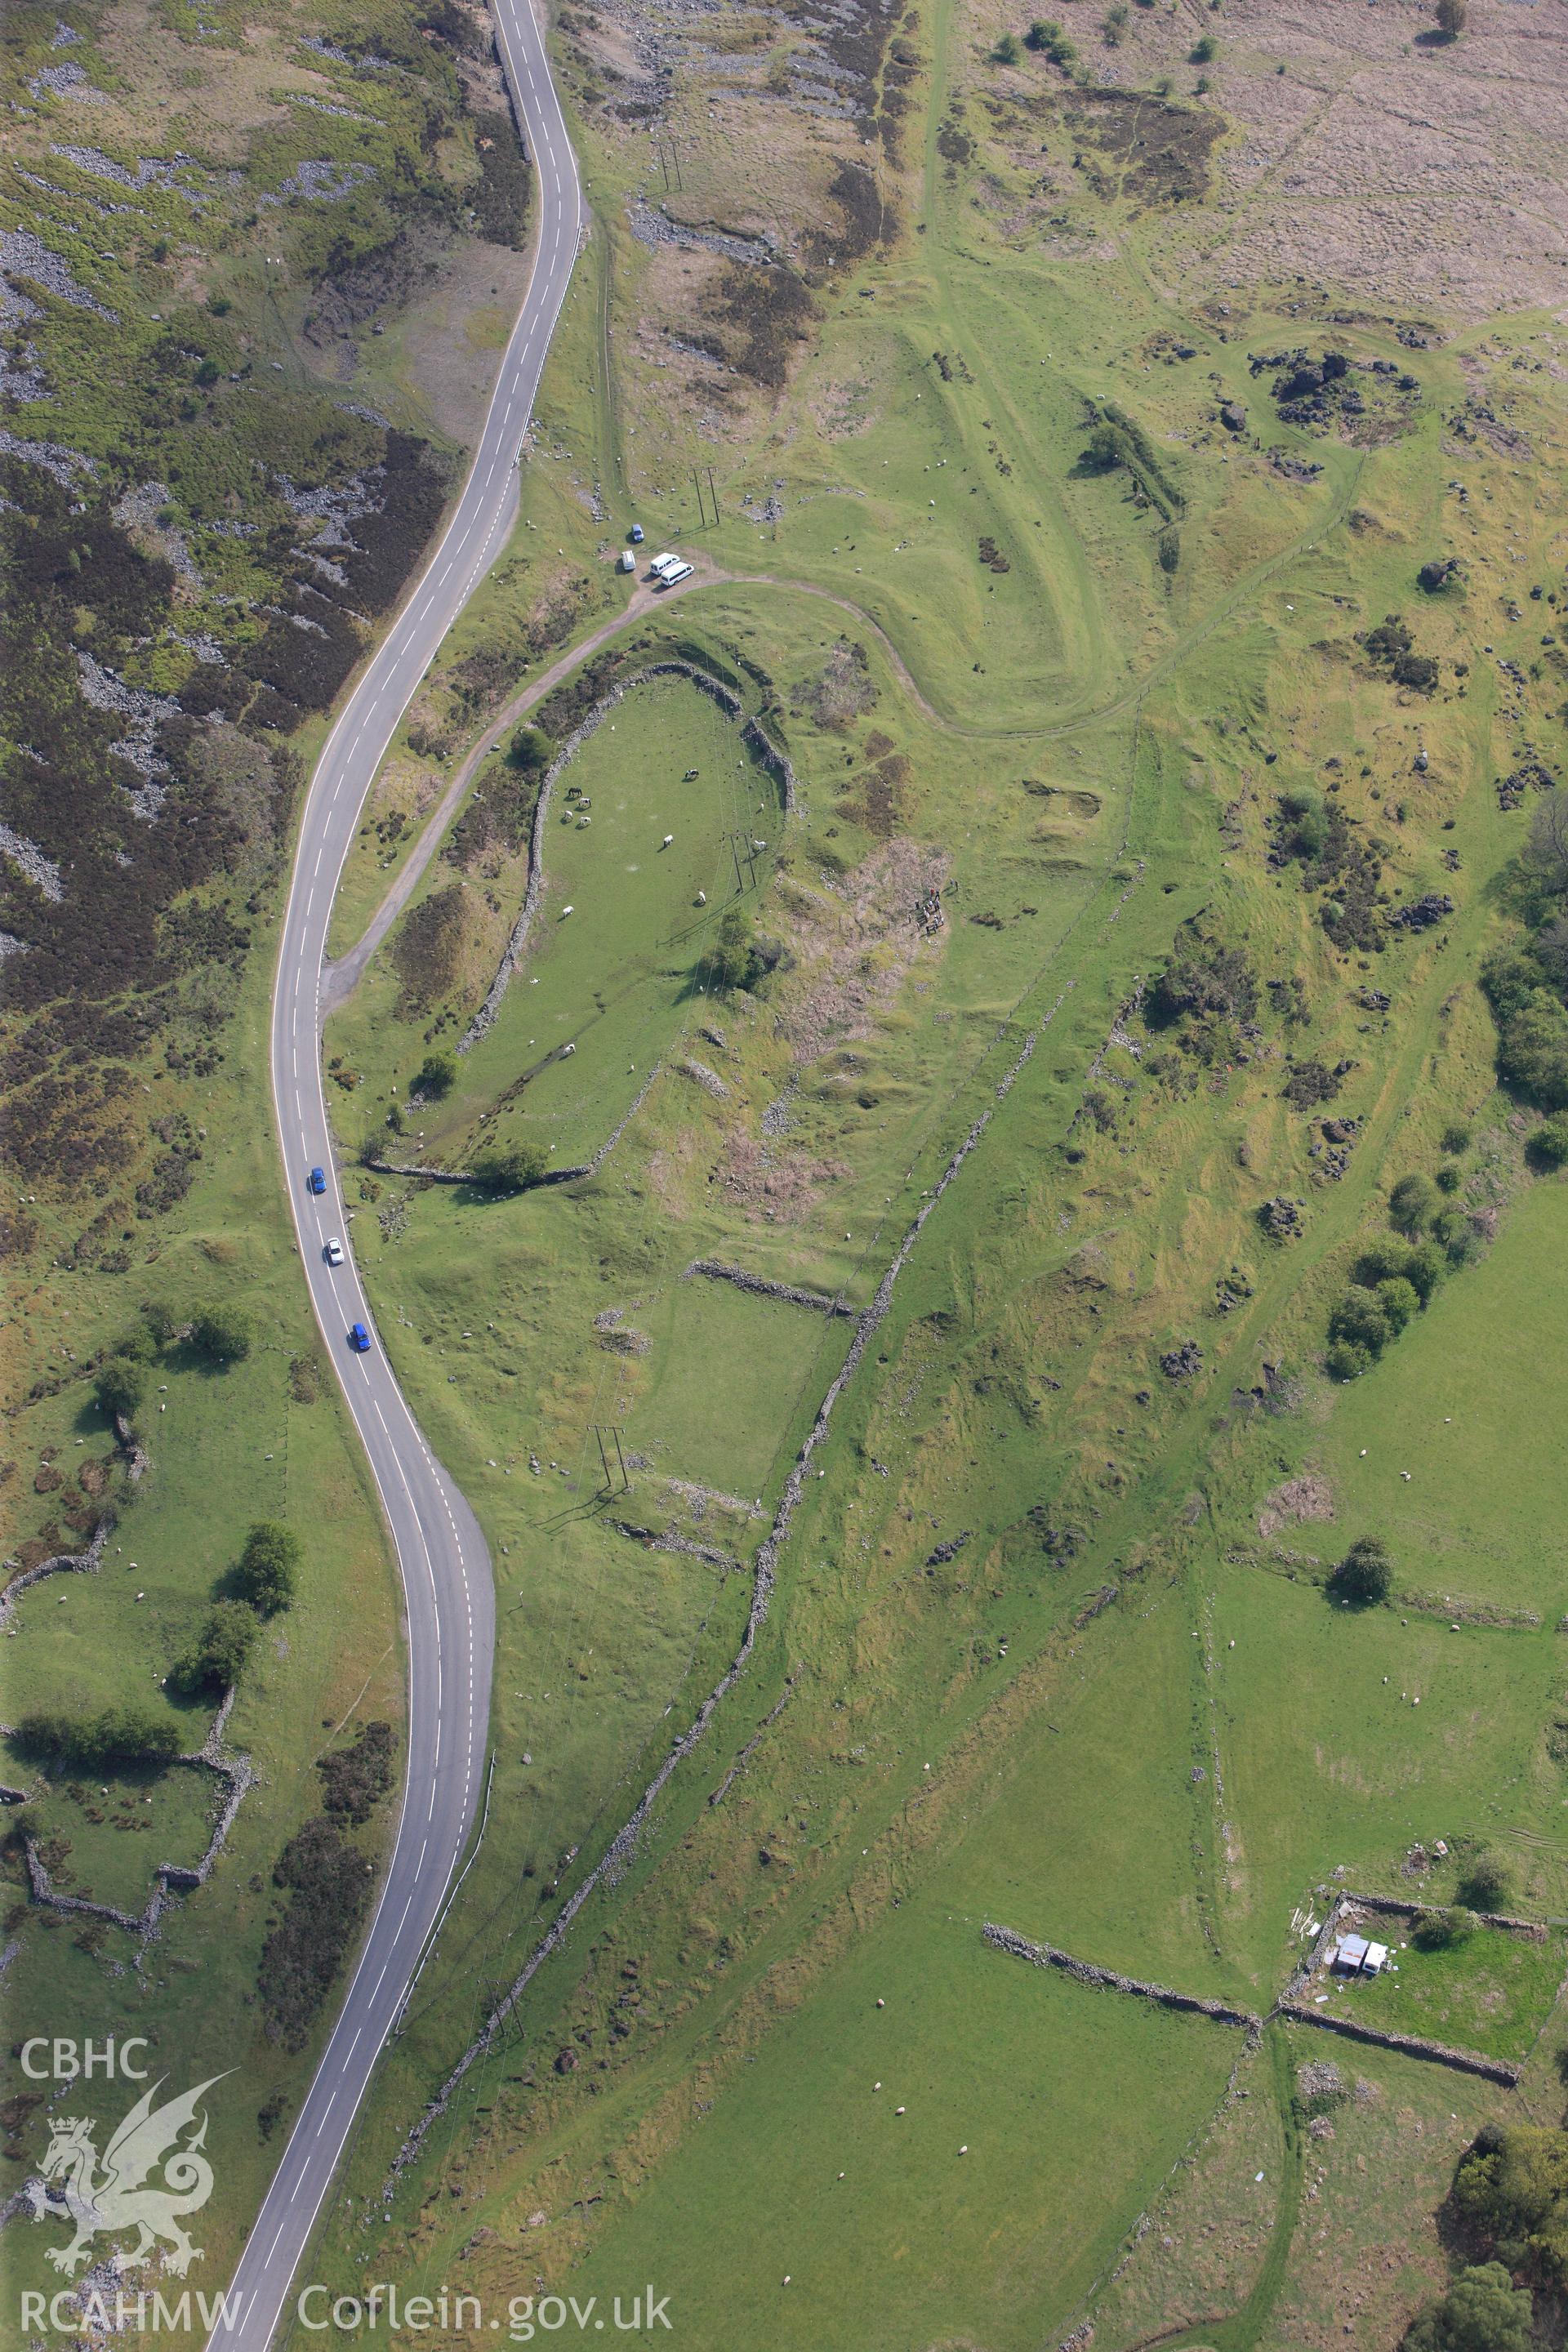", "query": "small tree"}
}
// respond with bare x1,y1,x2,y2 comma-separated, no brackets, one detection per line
474,1139,547,1194
234,1521,301,1616
1374,1275,1420,1335
190,1304,252,1365
1461,1849,1516,1914
1189,32,1218,62
1330,1535,1392,1607
416,1049,458,1099
506,724,555,777
1083,422,1125,474
1388,1172,1438,1236
1432,0,1470,38
173,1601,260,1694
1405,2263,1530,2352
991,29,1020,62
96,1355,147,1424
